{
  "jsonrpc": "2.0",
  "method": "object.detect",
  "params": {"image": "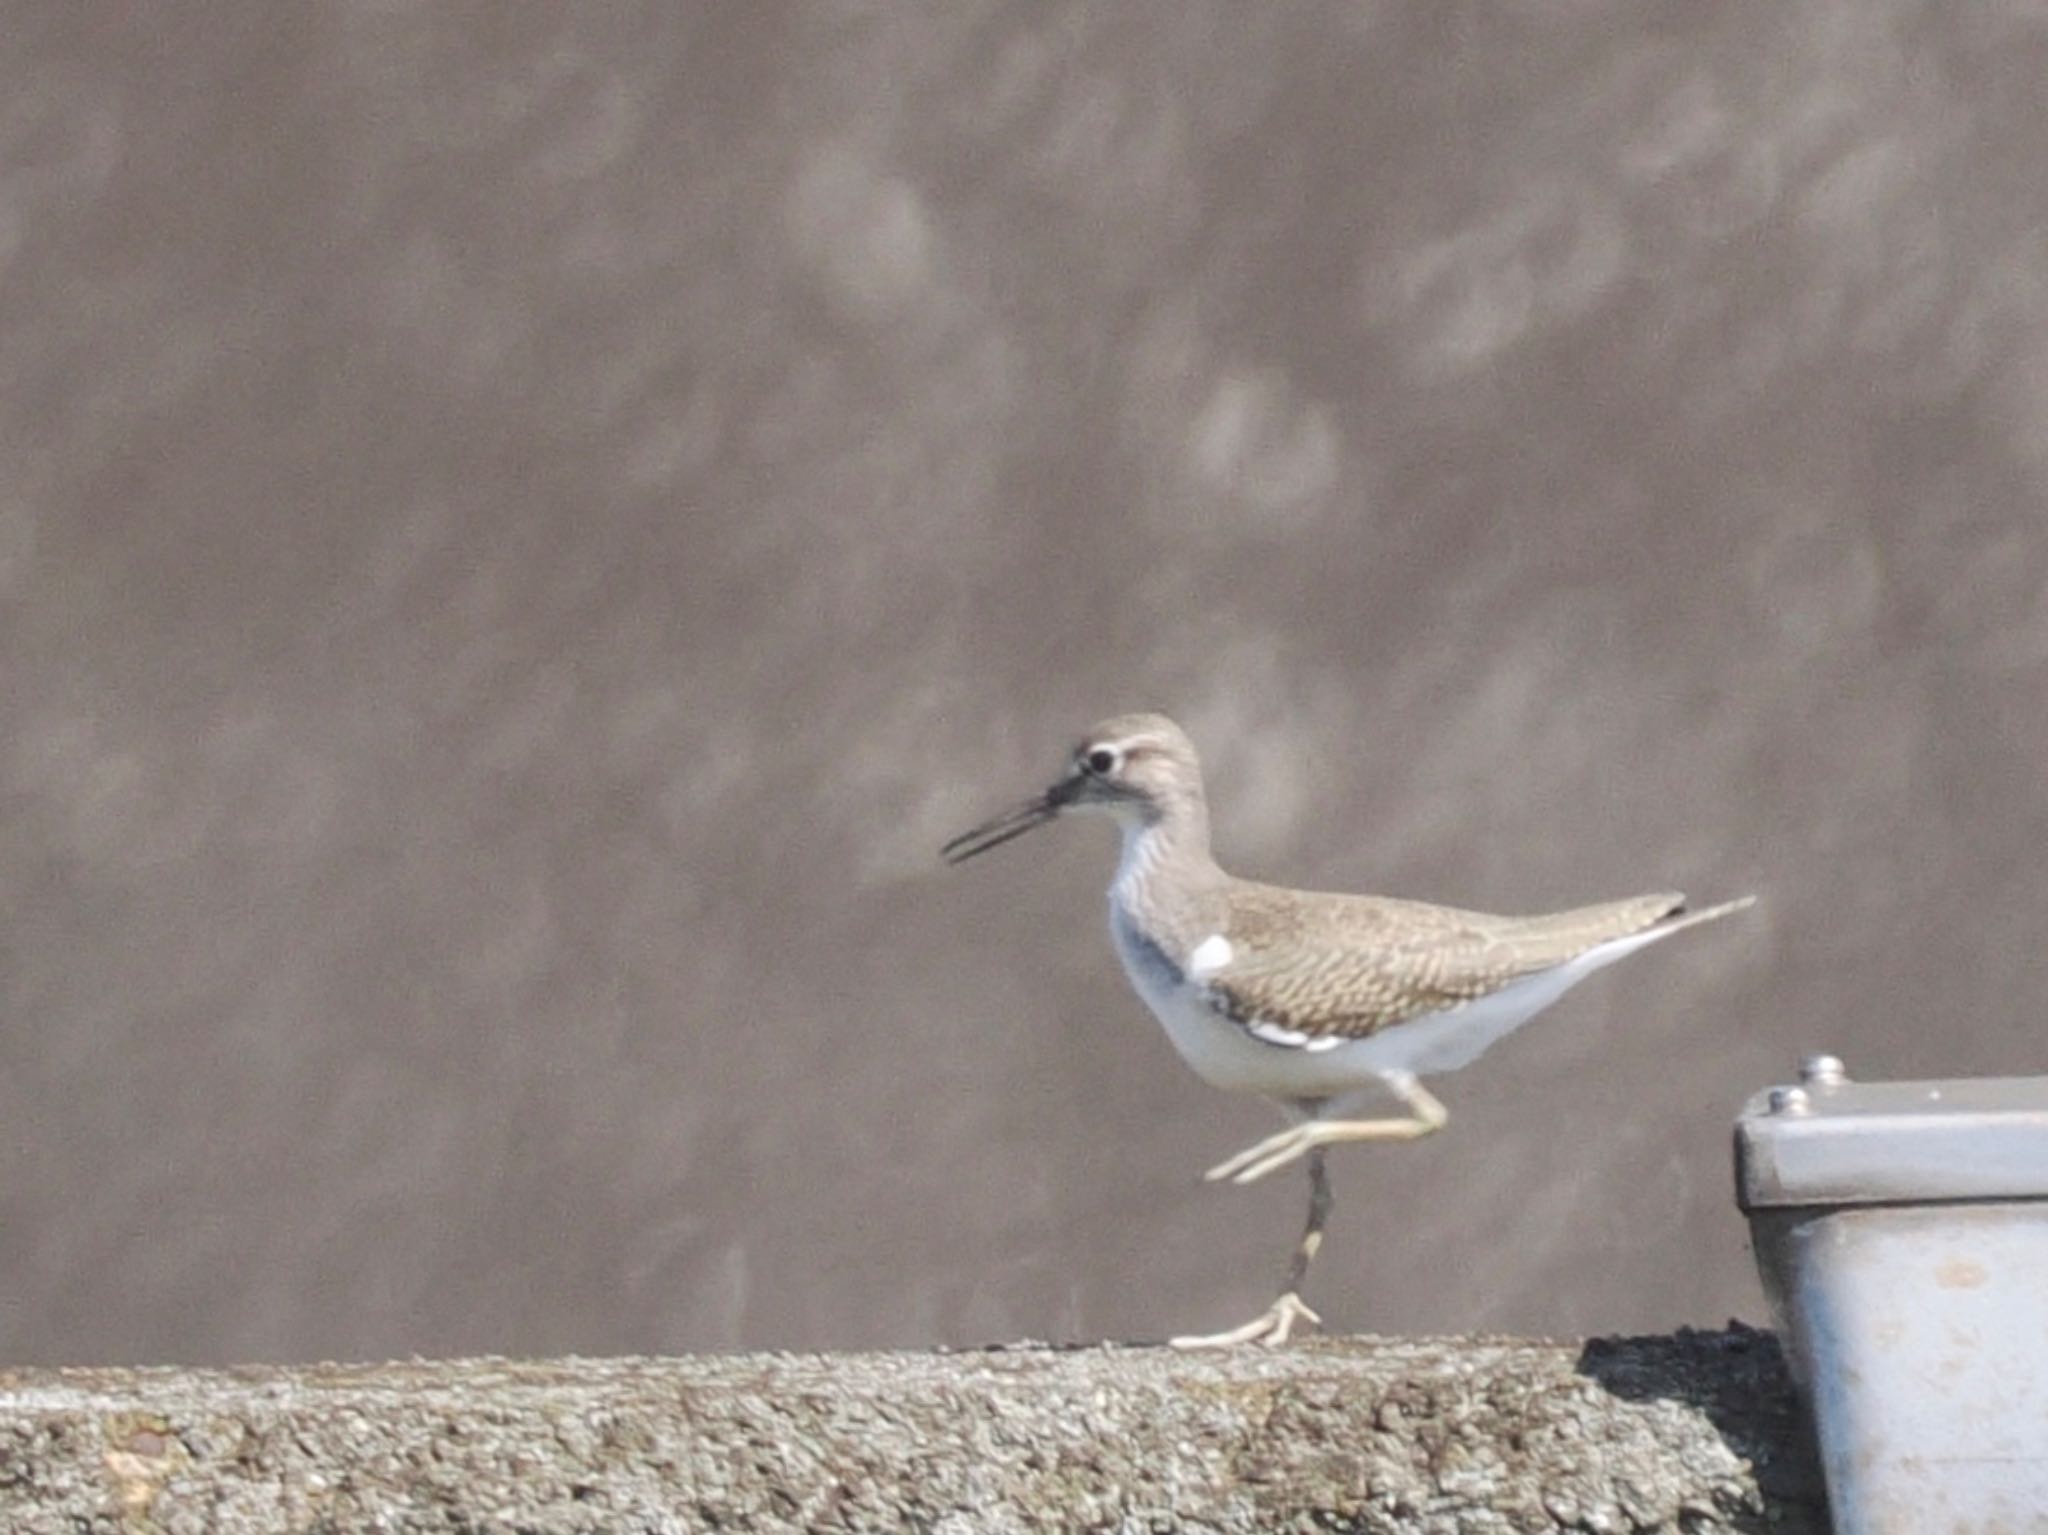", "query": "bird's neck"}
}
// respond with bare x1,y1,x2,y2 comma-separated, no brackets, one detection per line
1112,799,1225,951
